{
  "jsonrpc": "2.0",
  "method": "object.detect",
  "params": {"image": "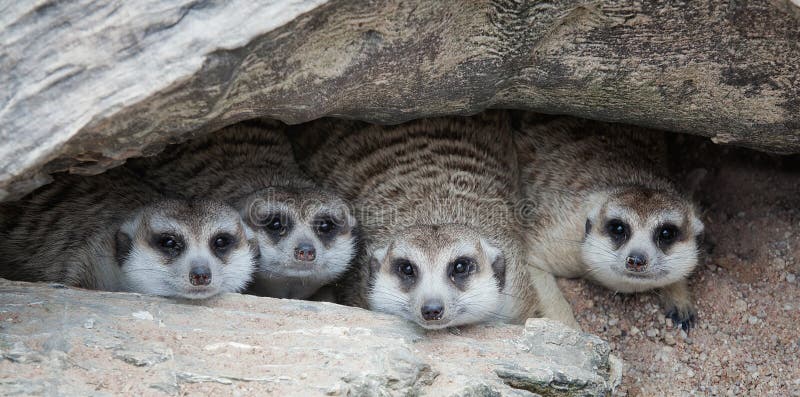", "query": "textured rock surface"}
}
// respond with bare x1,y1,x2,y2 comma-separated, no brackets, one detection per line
2,1,800,200
0,279,621,396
